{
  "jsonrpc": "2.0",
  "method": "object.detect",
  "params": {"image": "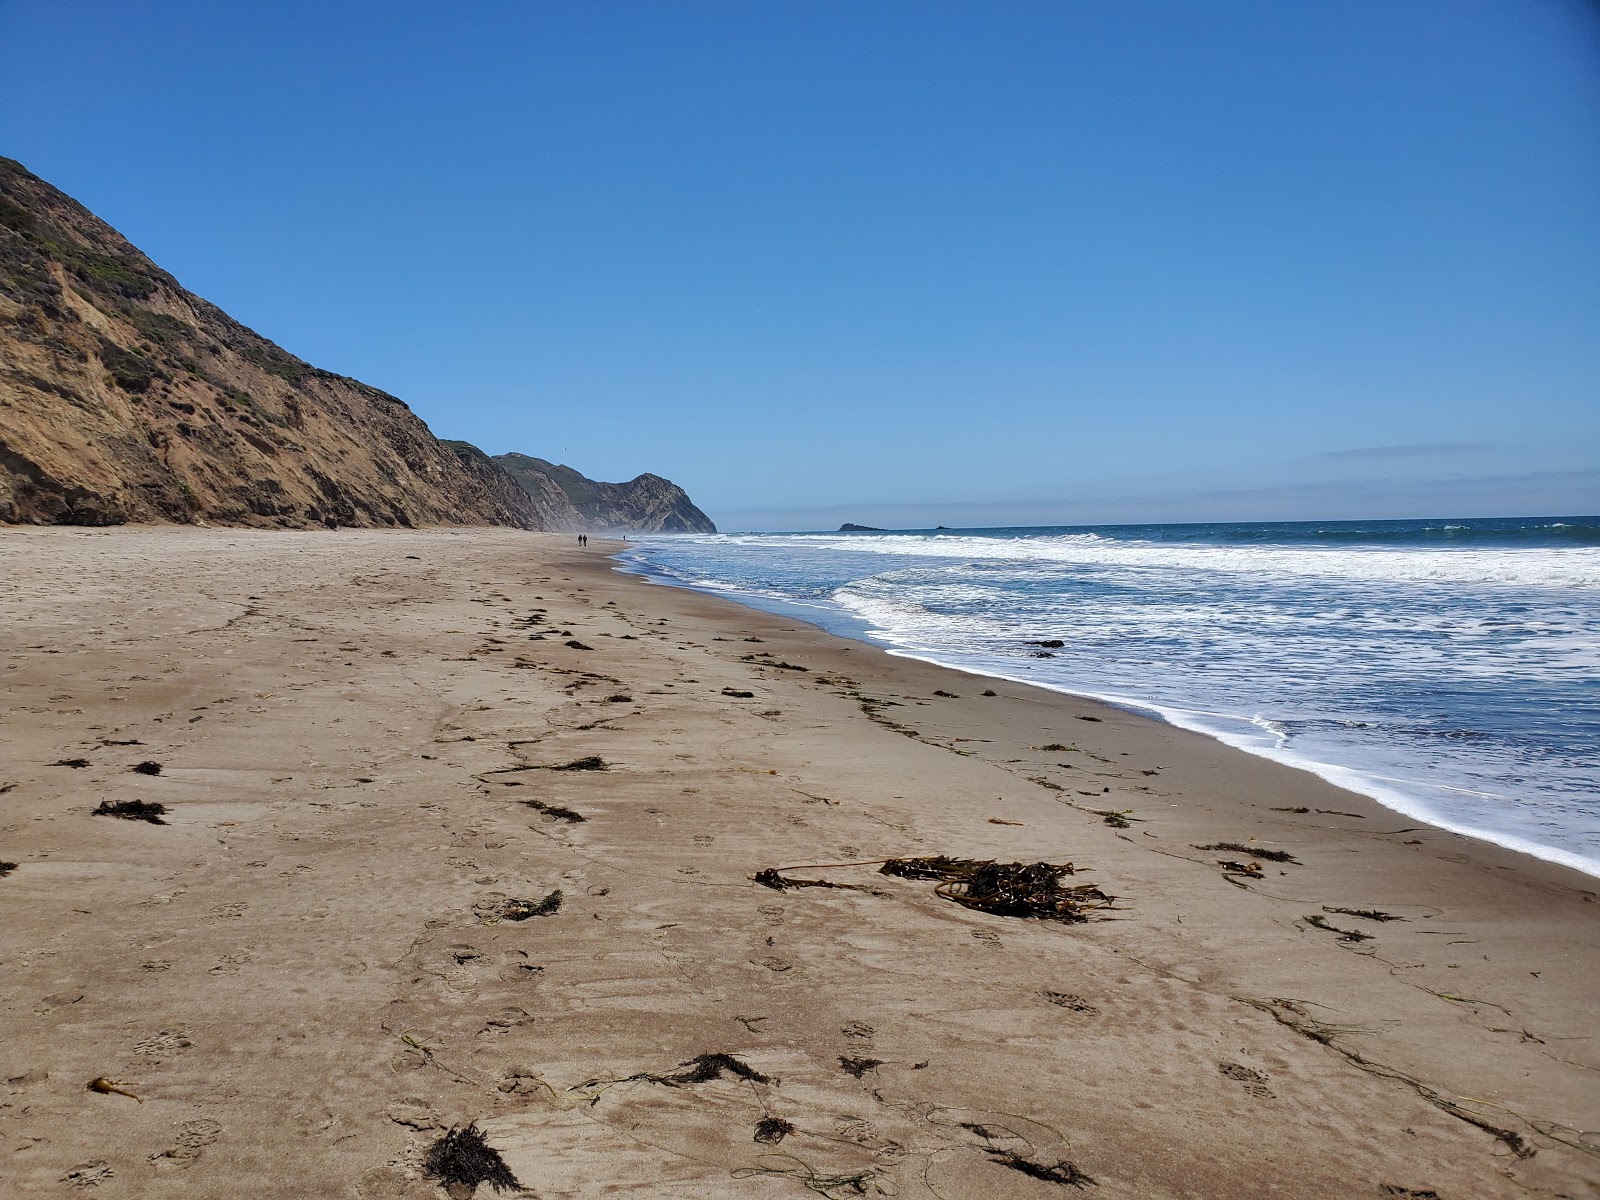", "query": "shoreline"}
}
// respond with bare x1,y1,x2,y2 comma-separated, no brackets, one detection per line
614,551,1600,881
3,526,1596,1198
